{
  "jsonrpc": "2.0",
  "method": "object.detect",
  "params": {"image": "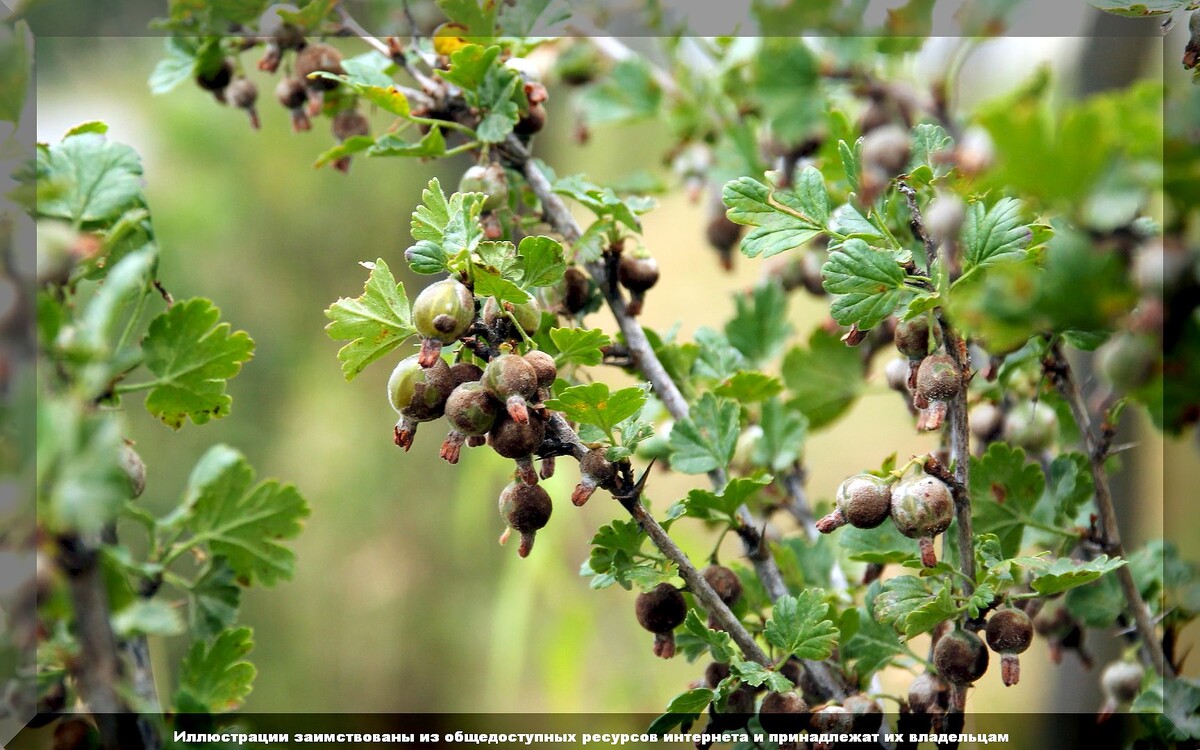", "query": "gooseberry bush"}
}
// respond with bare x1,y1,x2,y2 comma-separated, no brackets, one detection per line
8,0,1200,747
